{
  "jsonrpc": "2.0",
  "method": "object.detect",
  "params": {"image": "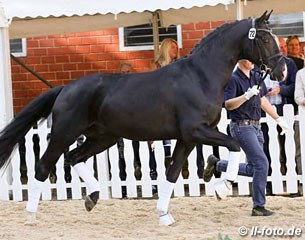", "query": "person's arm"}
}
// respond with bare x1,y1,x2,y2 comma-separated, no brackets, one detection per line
261,96,288,135
225,95,247,110
225,85,259,110
261,96,279,120
294,70,305,106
